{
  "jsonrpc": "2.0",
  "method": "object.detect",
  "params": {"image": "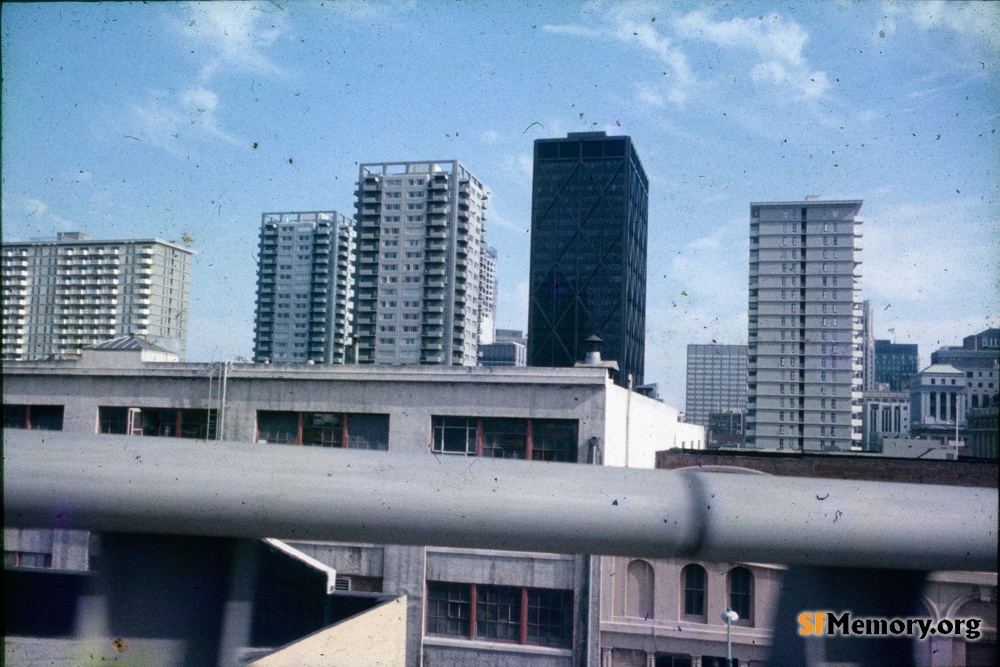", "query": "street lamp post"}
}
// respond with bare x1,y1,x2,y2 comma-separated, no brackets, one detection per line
721,608,739,667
